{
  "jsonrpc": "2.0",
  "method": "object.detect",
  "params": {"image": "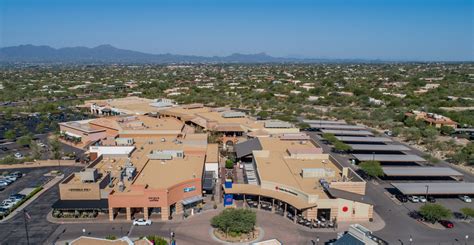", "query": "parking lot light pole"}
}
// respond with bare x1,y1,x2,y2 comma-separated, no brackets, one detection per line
425,185,429,201
316,236,319,245
466,235,469,245
409,235,413,245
